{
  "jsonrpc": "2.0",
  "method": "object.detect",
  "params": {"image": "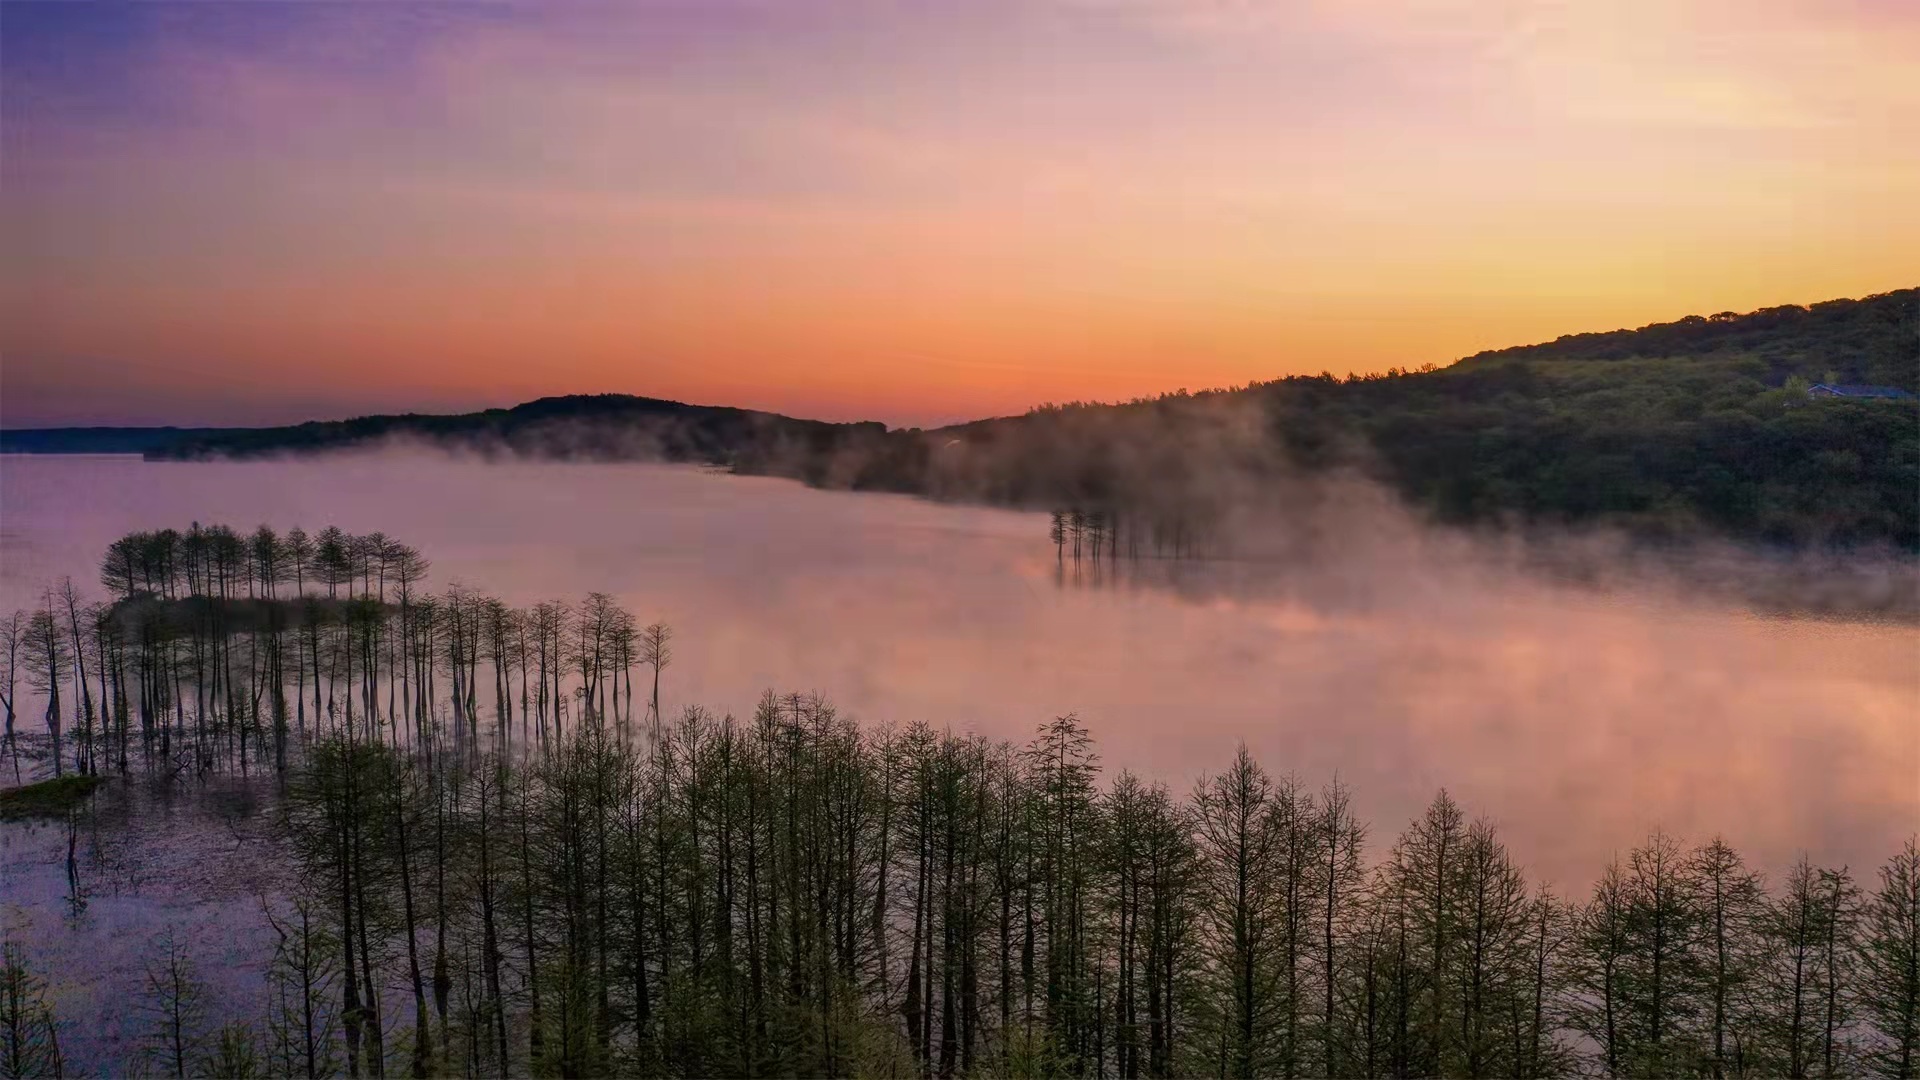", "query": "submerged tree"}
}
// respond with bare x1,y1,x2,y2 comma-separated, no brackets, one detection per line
0,611,22,778
22,604,66,778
